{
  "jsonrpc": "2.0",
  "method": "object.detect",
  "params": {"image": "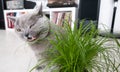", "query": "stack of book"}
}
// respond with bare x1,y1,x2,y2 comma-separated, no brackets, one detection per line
6,12,26,28
52,11,72,27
